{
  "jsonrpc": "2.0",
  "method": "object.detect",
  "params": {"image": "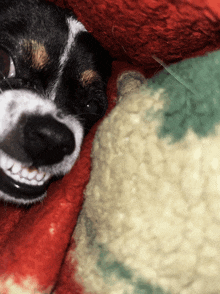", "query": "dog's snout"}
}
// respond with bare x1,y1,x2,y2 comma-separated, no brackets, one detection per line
23,115,75,166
